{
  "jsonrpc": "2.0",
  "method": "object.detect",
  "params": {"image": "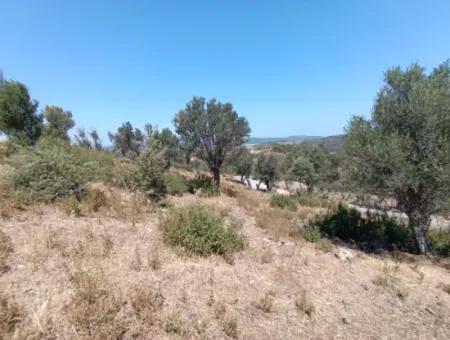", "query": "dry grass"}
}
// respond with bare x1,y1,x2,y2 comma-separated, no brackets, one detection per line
0,294,23,338
0,229,13,274
295,290,315,317
254,207,298,240
439,283,450,295
255,290,275,313
68,267,126,339
373,263,409,300
315,238,334,253
222,313,239,339
129,283,165,325
1,180,449,339
163,310,182,334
